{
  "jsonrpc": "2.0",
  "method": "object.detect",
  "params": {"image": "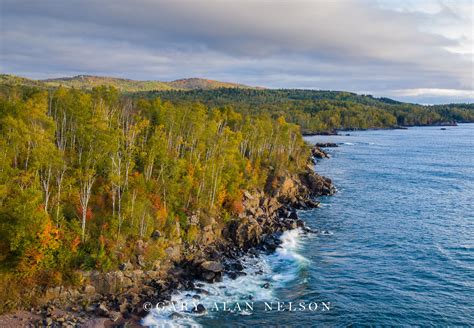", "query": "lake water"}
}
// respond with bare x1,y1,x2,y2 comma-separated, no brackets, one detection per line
144,124,474,327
